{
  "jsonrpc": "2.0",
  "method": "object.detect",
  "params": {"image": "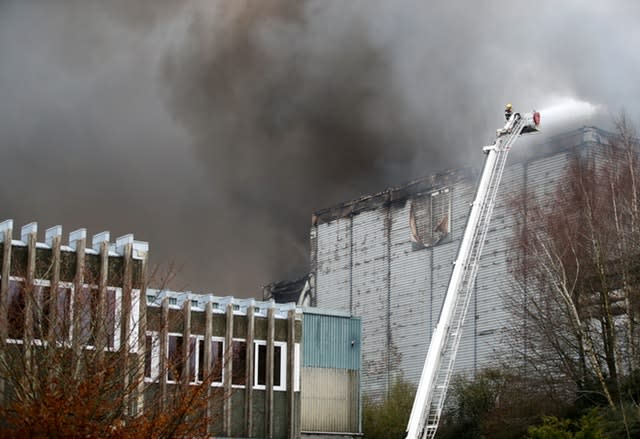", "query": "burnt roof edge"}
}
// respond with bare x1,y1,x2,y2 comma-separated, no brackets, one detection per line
311,126,623,226
312,167,476,226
